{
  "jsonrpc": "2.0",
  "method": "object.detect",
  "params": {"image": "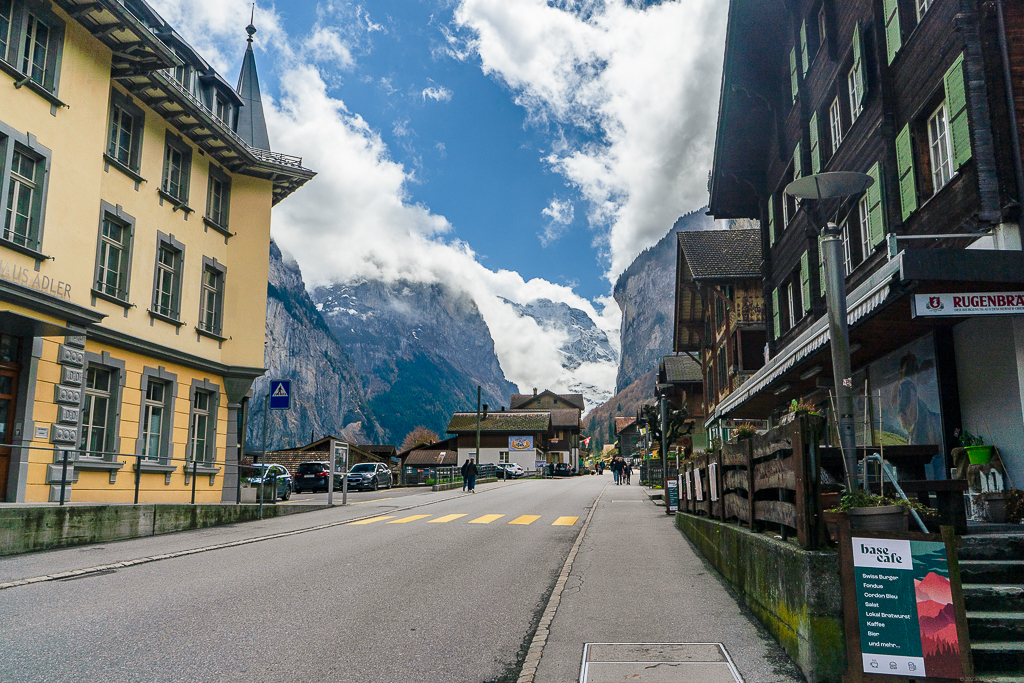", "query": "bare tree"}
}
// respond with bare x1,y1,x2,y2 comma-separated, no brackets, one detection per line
400,426,440,452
